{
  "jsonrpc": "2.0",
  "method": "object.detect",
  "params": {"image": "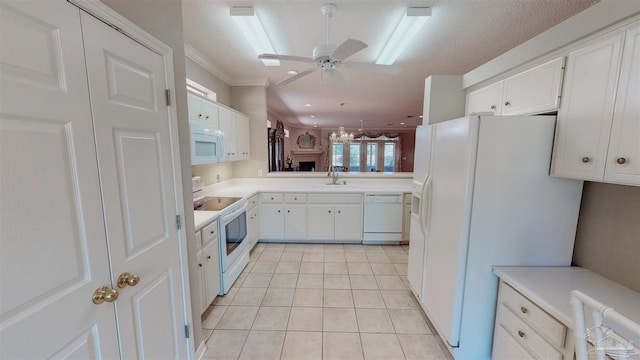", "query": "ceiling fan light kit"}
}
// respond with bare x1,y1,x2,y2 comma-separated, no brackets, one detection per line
376,7,431,66
258,3,400,88
230,6,280,66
